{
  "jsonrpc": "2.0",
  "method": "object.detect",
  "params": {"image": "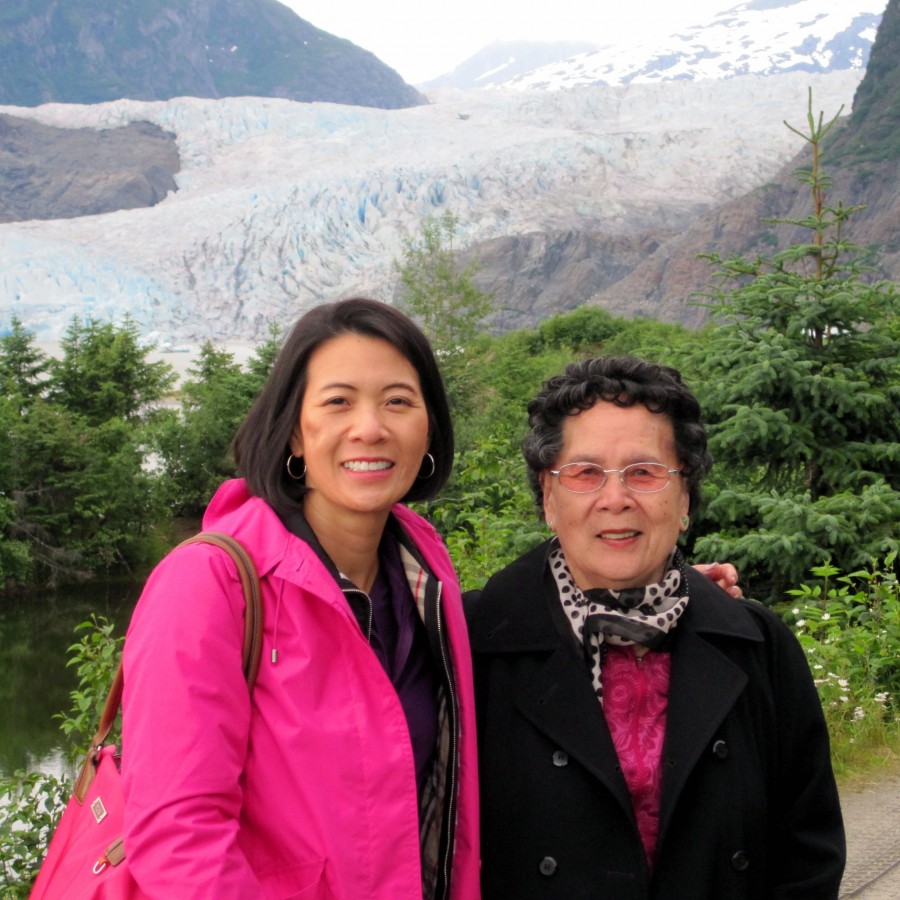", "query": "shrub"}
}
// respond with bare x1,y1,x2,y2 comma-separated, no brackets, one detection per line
781,554,900,774
0,616,122,895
